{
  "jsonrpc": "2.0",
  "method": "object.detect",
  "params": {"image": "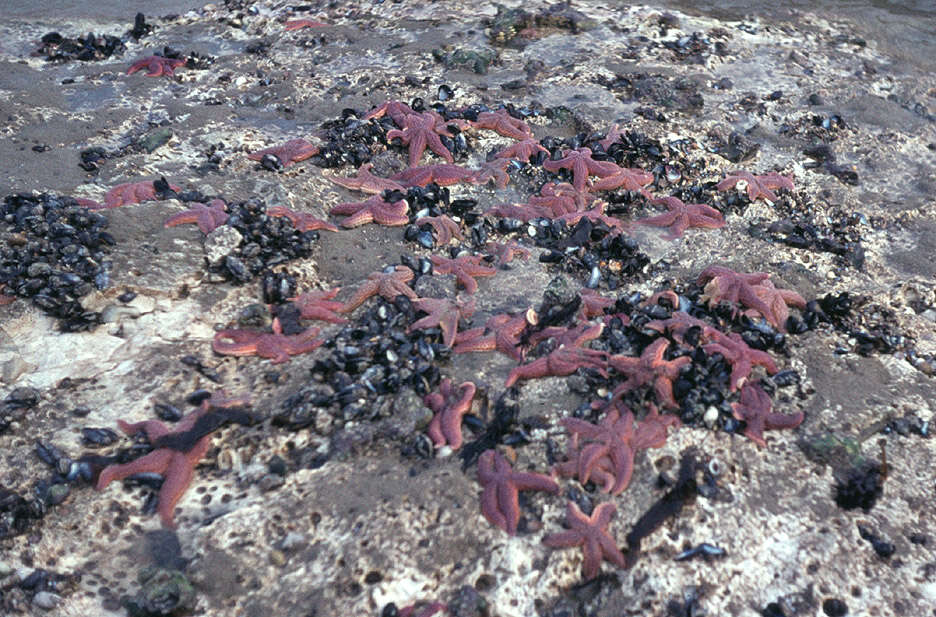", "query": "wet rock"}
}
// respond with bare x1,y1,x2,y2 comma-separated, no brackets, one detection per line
124,567,196,617
204,225,243,267
136,127,173,154
32,591,61,610
432,46,497,75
